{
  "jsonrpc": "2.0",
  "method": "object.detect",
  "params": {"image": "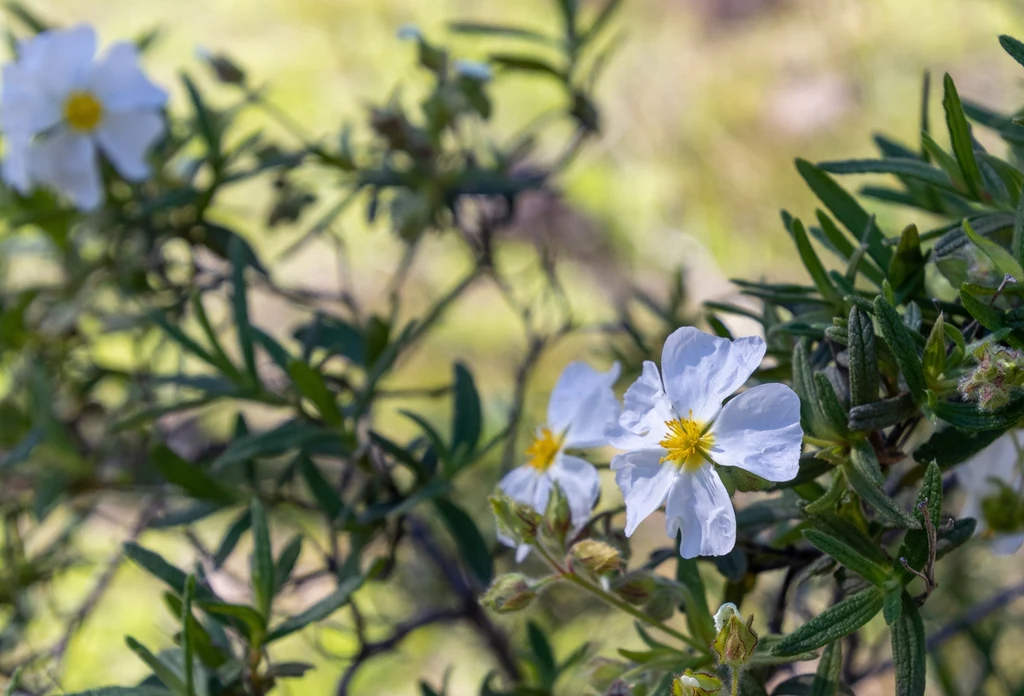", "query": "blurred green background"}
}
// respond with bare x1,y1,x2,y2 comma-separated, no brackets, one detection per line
10,0,1024,693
